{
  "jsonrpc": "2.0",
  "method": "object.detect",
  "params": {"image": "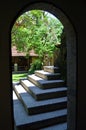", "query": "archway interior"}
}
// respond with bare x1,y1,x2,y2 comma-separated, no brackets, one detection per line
11,3,76,130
